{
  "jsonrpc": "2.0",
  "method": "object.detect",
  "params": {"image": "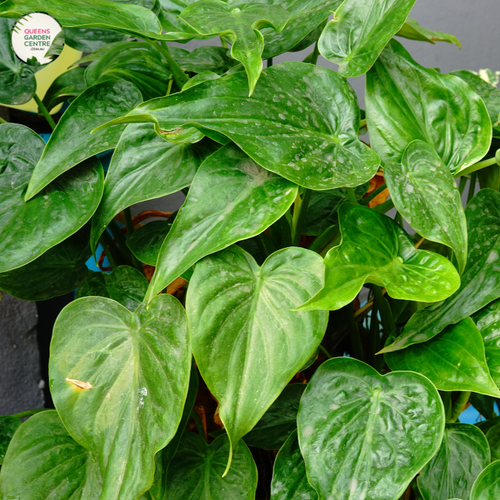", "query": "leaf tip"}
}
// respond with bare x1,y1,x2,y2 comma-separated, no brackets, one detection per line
65,378,93,390
222,440,233,478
